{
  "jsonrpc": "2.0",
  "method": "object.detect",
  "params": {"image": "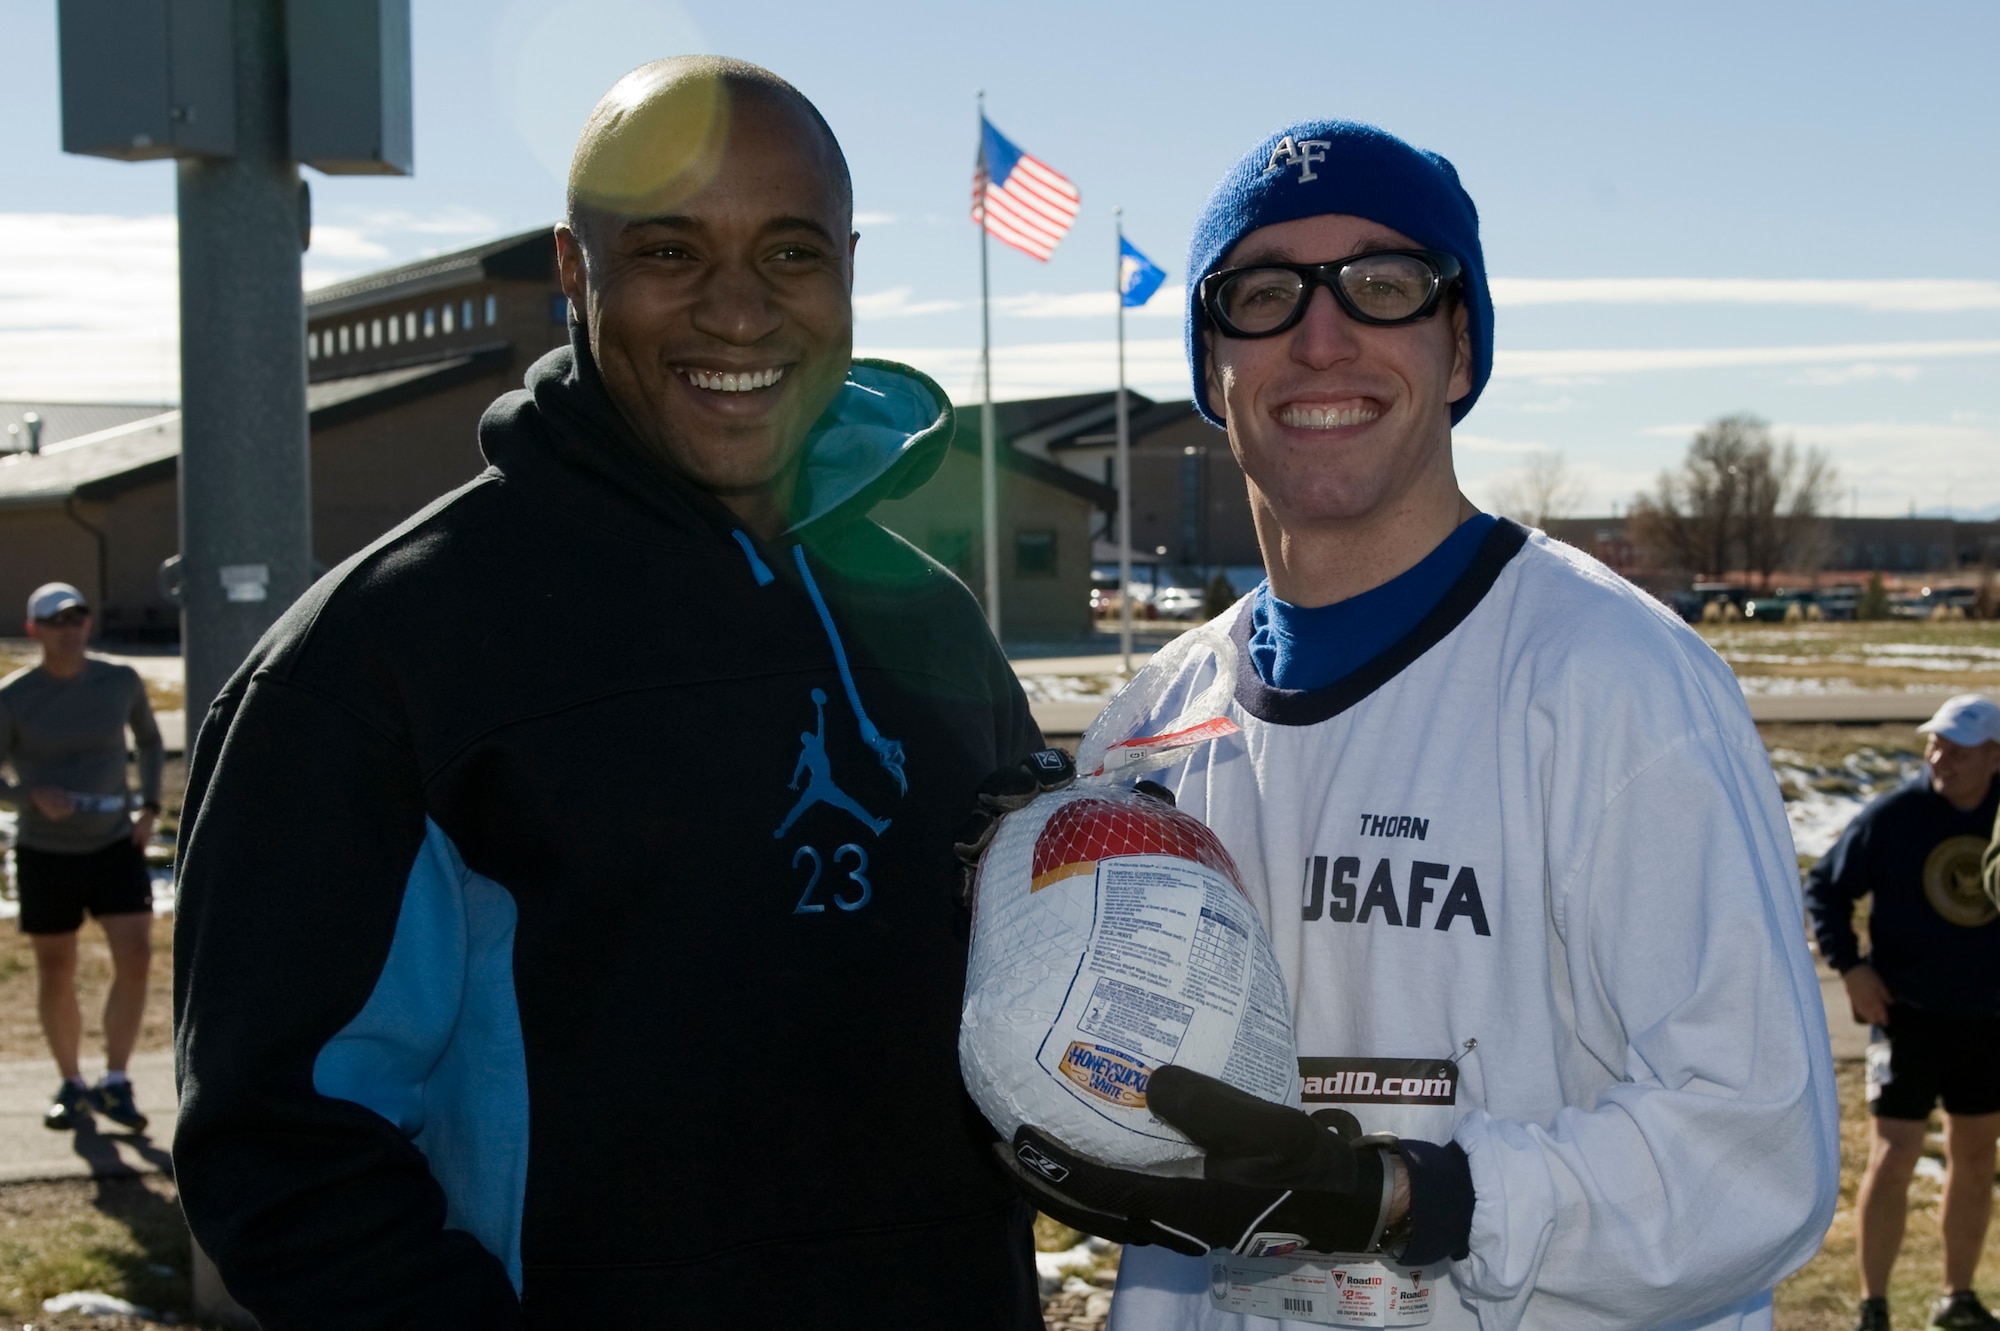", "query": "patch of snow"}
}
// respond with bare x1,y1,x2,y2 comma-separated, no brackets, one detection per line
1017,673,1122,704
42,1290,155,1318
